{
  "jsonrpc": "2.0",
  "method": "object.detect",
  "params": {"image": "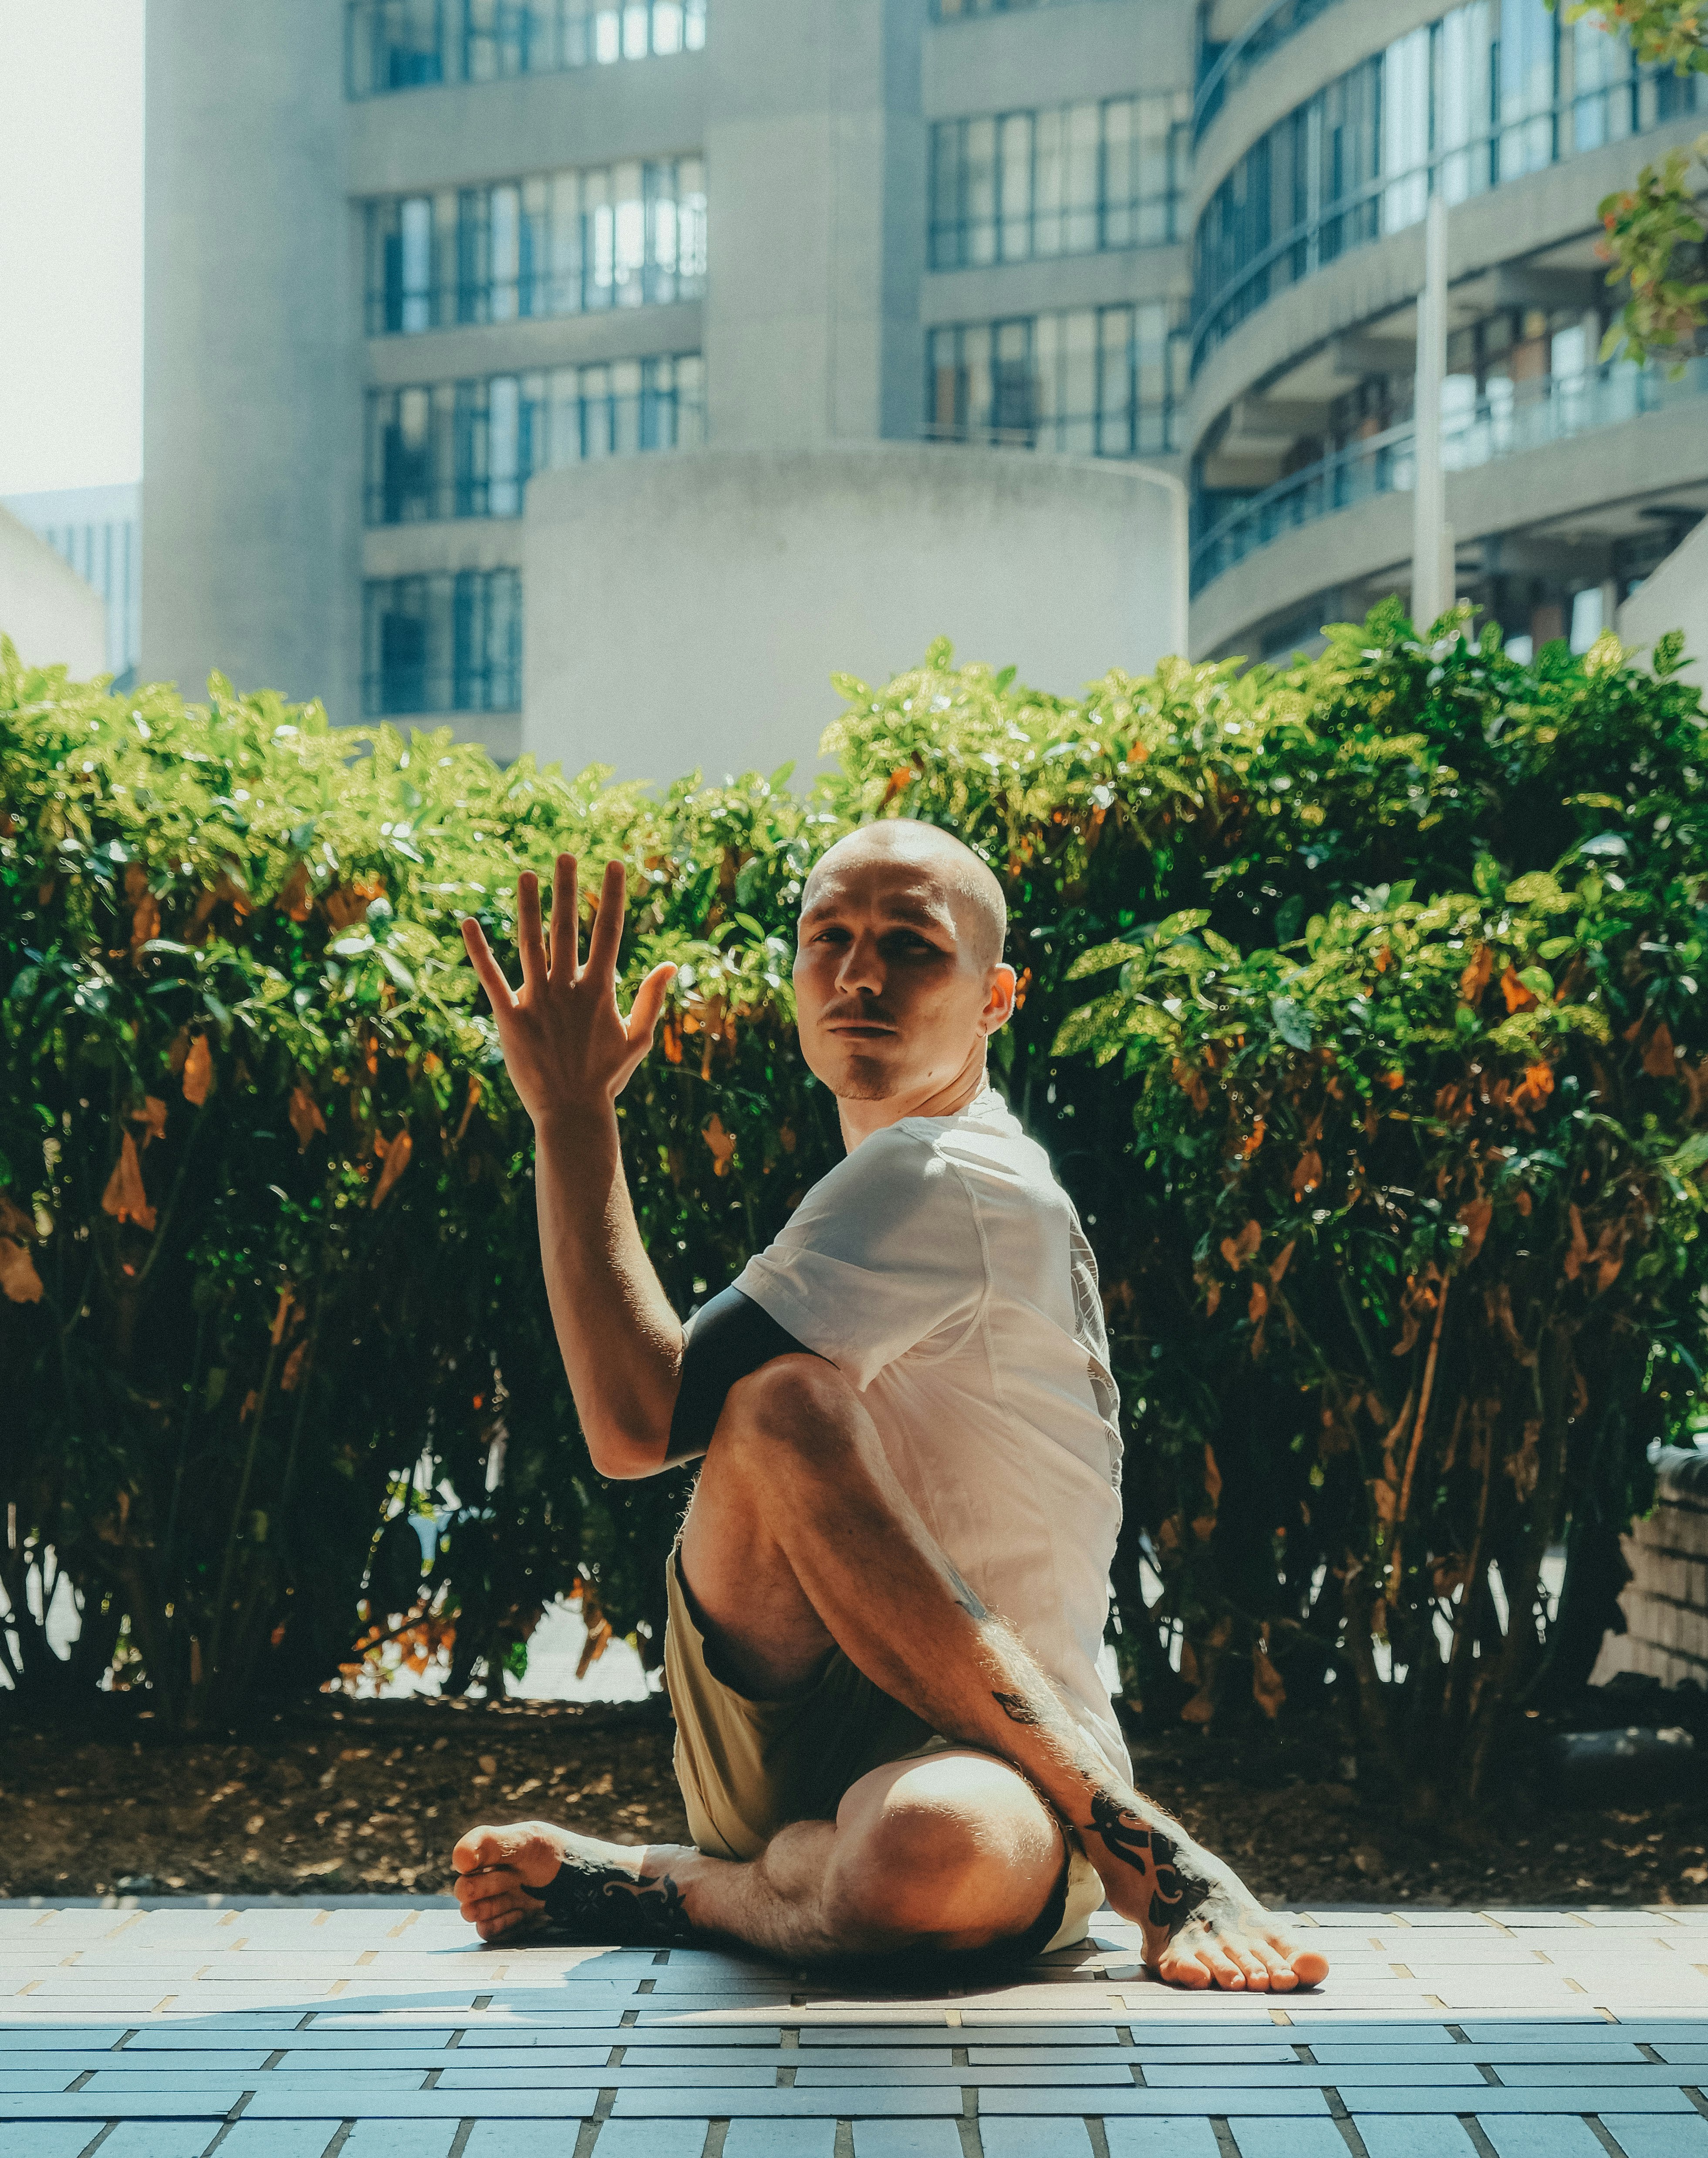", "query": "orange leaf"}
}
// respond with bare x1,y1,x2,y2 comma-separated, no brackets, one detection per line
275,861,313,922
1500,964,1538,1014
1291,1147,1323,1198
1563,1202,1590,1281
1458,945,1494,1004
182,1035,214,1106
1203,1443,1223,1508
1252,1641,1286,1720
1240,1118,1266,1158
1247,1279,1269,1325
100,1132,156,1233
1456,1196,1493,1264
0,1237,44,1304
289,1084,327,1153
371,1128,413,1208
1643,1020,1678,1079
132,1096,168,1147
702,1112,737,1177
1269,1239,1296,1283
280,1341,307,1393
